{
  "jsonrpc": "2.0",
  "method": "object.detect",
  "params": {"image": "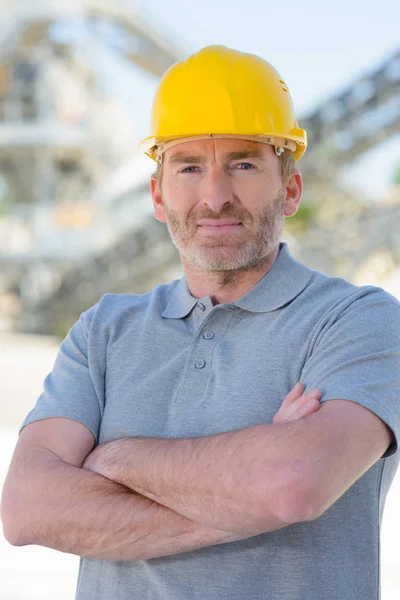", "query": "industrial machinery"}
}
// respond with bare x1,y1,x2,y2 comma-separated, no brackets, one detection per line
0,2,398,332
